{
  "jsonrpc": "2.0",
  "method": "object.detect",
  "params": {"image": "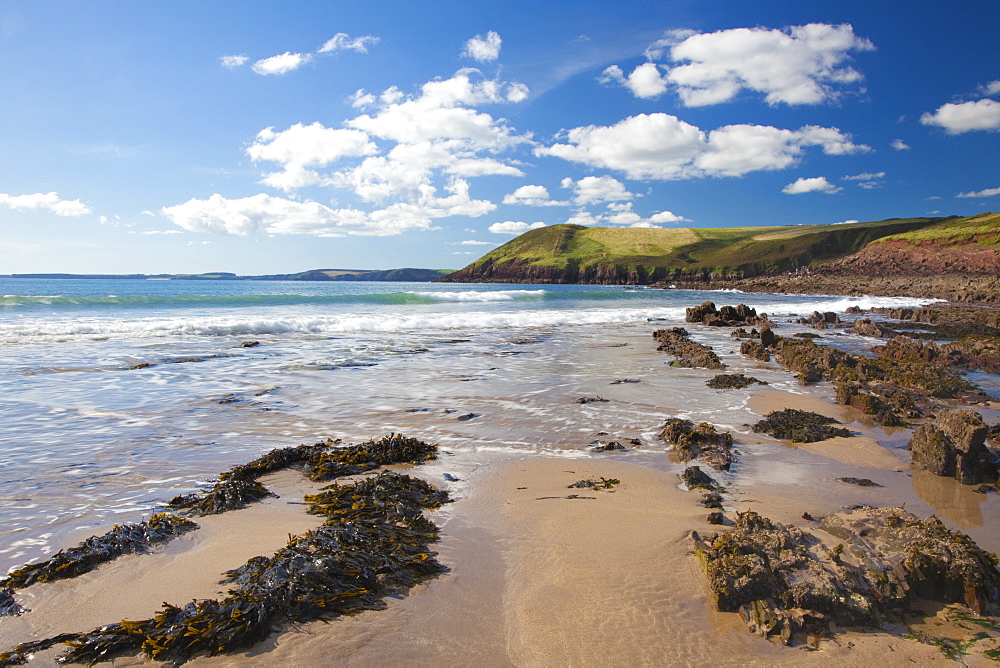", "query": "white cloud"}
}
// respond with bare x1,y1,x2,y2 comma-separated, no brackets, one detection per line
649,210,687,223
921,99,1000,134
979,80,1000,97
488,221,546,234
843,171,885,181
536,113,868,180
453,239,498,245
957,186,1000,198
462,31,502,62
350,89,377,109
0,192,91,216
220,55,248,68
565,175,635,205
318,33,379,54
252,52,312,75
891,138,910,150
247,122,378,192
600,63,668,99
162,179,493,238
143,229,183,235
781,176,842,194
502,184,566,206
634,23,874,106
835,219,860,225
